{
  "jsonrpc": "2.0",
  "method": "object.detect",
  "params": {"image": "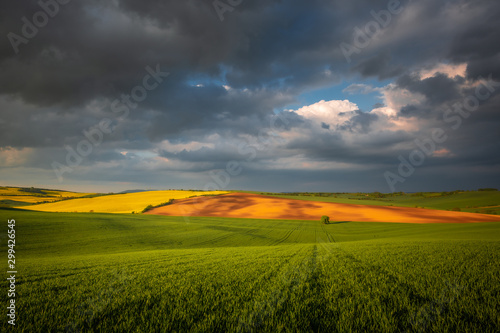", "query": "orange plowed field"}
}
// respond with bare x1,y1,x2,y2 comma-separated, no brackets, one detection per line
146,192,500,223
